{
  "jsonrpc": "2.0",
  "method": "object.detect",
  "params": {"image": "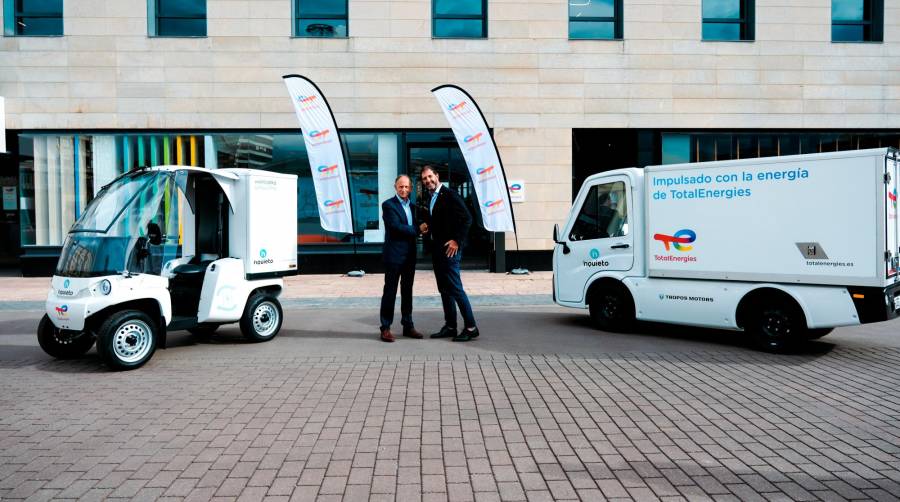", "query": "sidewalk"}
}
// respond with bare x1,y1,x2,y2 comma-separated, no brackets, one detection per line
0,271,553,305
